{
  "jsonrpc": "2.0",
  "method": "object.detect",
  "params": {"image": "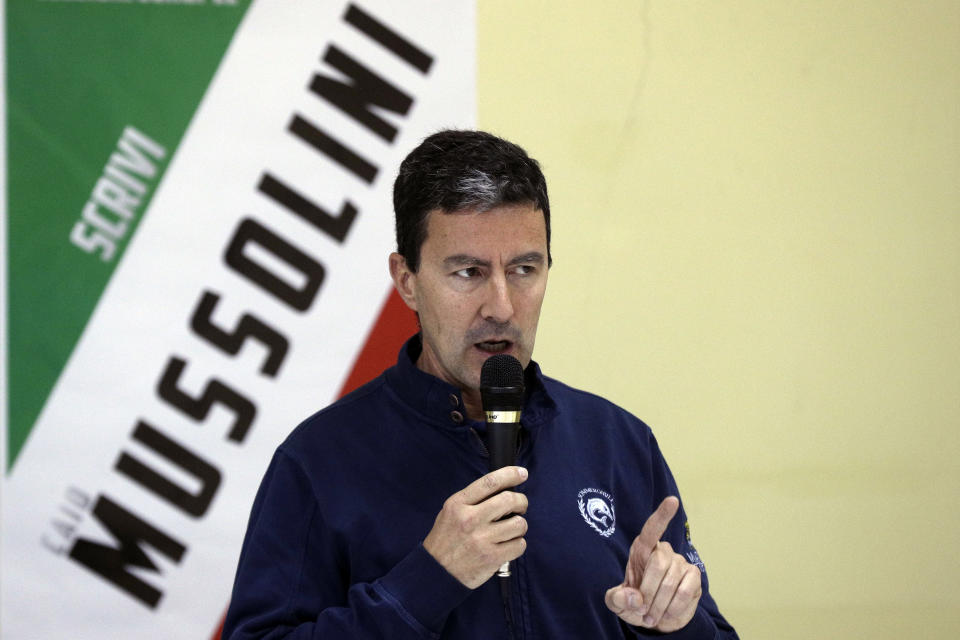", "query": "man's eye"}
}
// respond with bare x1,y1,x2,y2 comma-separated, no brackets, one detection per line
512,265,535,276
454,267,480,278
